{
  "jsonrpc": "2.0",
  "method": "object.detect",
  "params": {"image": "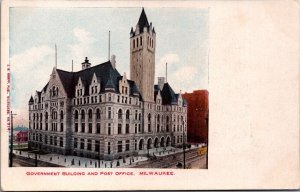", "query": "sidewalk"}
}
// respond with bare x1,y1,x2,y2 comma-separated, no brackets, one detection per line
13,144,202,168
